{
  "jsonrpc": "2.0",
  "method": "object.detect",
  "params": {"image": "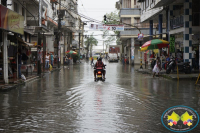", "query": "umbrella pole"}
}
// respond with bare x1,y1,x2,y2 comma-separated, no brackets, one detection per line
140,41,143,69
